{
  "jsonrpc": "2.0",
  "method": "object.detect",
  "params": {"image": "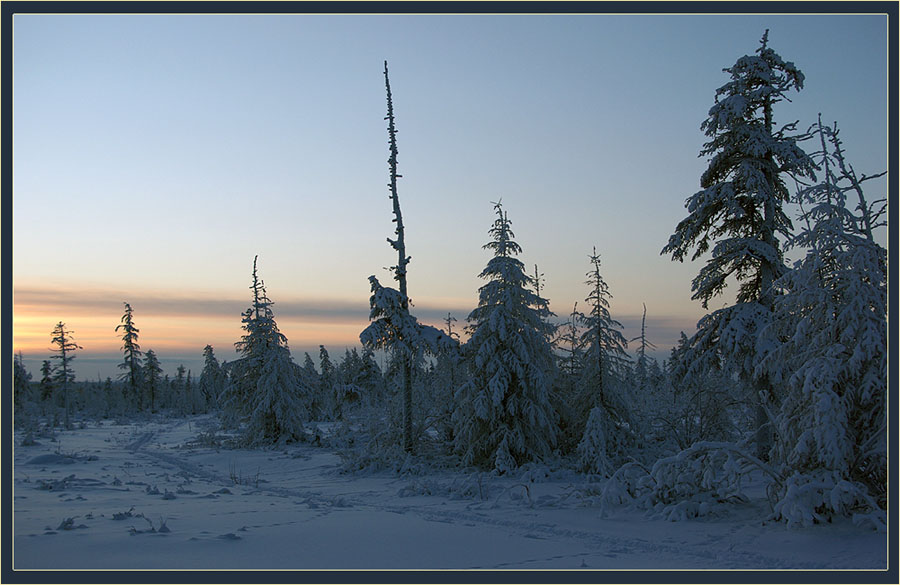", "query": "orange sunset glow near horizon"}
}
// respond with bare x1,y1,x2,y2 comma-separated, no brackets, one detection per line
12,277,707,380
11,282,379,376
